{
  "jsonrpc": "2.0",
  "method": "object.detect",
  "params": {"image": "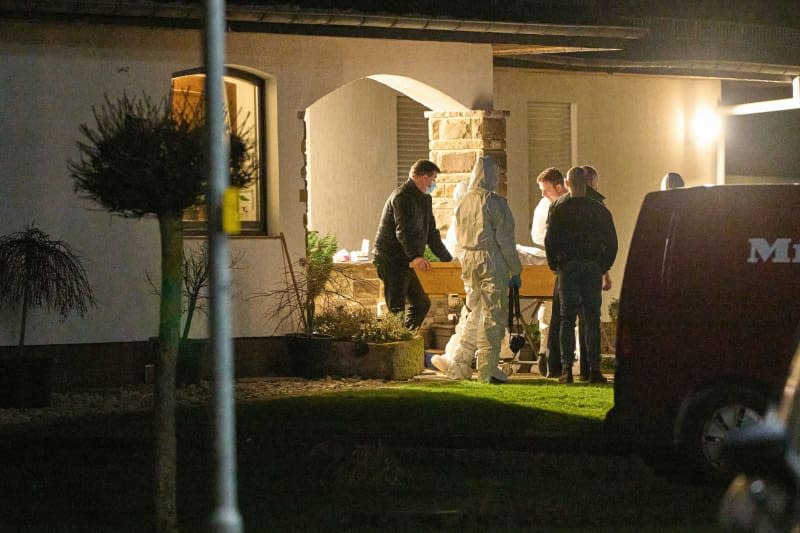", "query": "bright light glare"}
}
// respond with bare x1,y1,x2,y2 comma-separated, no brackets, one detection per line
691,107,720,147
